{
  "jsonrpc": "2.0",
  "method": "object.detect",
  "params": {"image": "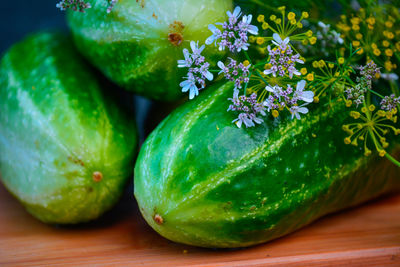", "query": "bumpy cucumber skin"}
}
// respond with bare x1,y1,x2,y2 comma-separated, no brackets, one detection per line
0,32,138,224
67,0,232,101
134,82,400,248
